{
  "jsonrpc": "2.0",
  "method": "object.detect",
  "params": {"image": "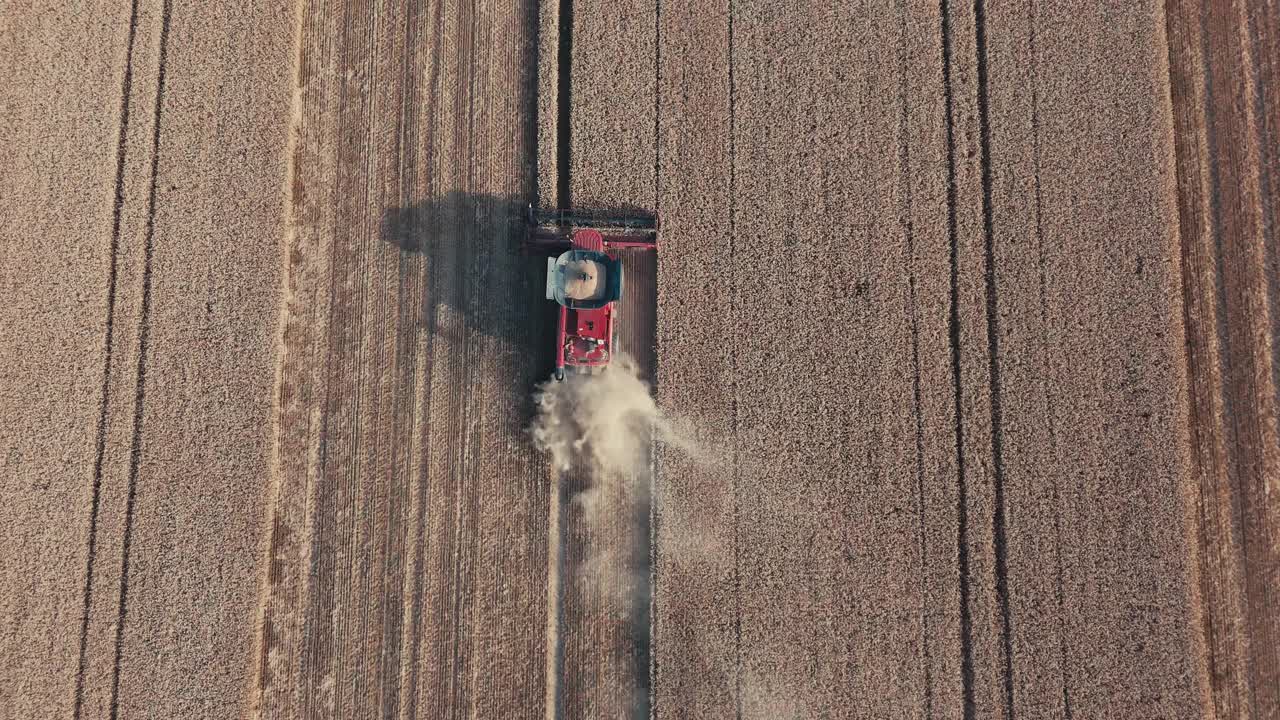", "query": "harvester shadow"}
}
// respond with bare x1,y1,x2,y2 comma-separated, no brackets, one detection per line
379,191,557,430
381,192,658,720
